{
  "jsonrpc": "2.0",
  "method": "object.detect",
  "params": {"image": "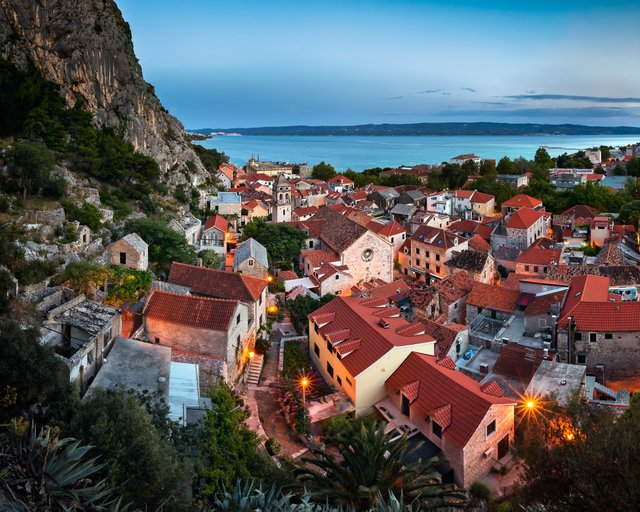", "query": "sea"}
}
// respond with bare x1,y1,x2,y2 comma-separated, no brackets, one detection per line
197,135,640,172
